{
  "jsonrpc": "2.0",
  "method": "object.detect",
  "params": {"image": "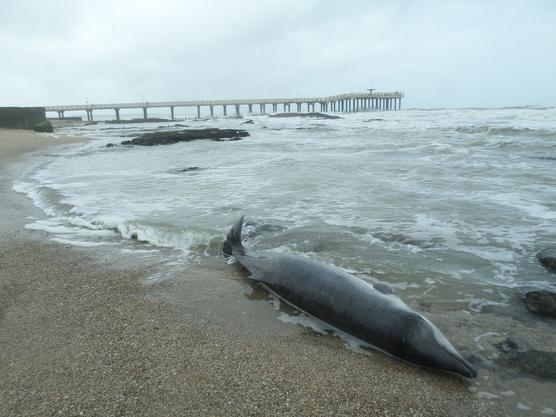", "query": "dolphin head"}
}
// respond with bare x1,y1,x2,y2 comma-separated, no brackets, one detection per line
400,313,477,378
